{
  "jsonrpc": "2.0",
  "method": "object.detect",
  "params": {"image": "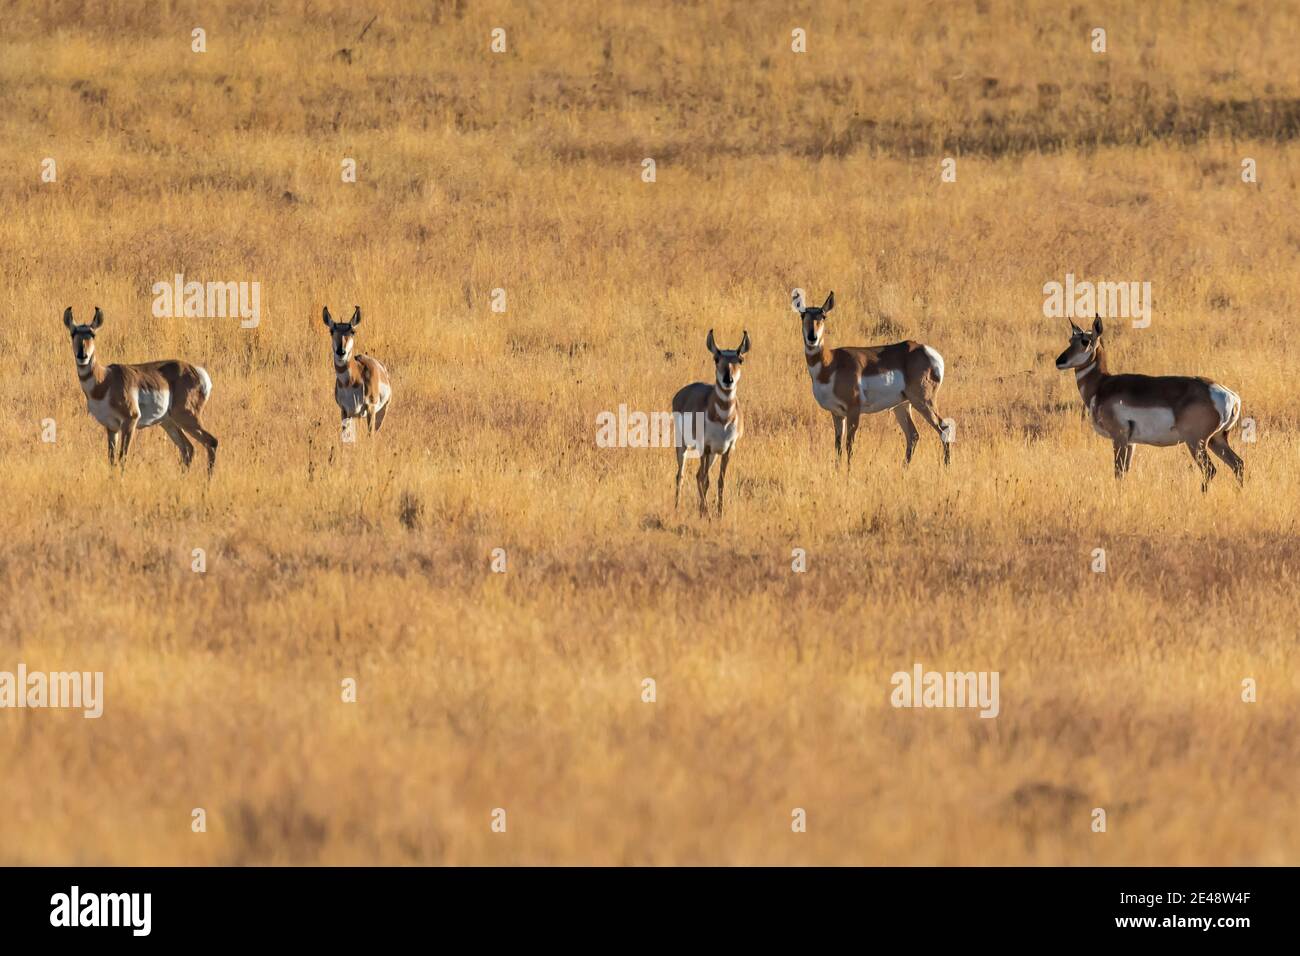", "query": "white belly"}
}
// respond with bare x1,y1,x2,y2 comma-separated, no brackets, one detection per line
857,370,906,414
337,384,365,416
1105,402,1181,446
135,388,170,427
